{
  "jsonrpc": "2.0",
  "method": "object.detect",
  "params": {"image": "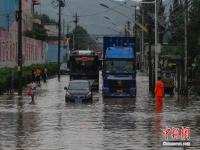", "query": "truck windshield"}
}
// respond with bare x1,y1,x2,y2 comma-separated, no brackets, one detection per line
105,60,134,73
